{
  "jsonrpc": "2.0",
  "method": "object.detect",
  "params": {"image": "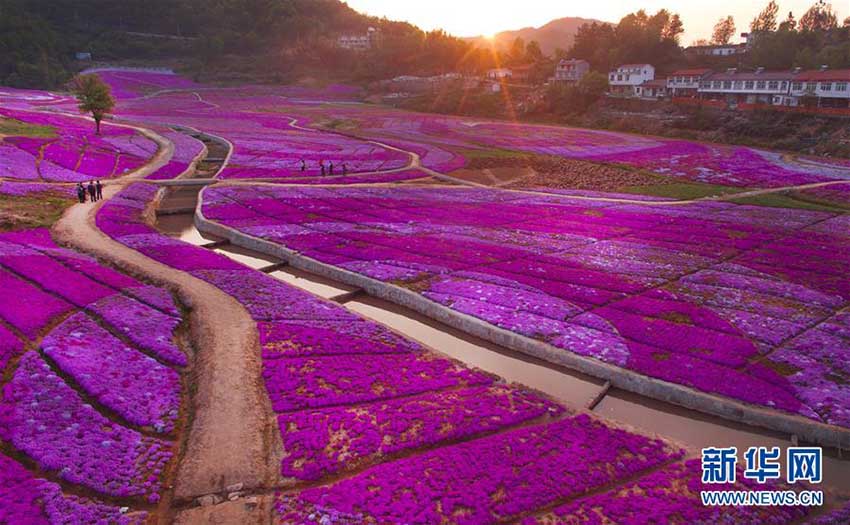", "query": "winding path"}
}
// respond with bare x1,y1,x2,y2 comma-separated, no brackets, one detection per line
50,123,279,506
